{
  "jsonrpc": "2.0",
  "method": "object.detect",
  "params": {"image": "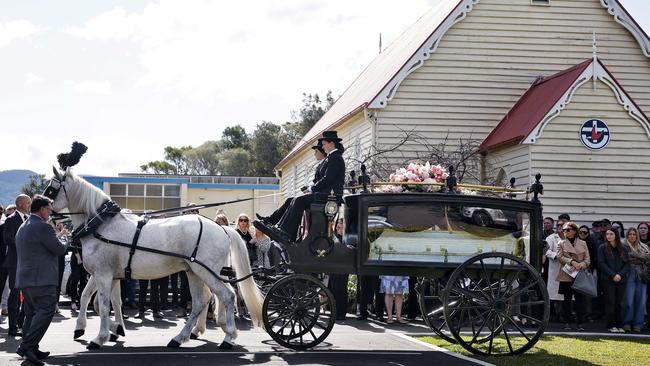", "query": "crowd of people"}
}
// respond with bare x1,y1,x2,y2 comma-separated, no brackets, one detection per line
542,215,650,333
